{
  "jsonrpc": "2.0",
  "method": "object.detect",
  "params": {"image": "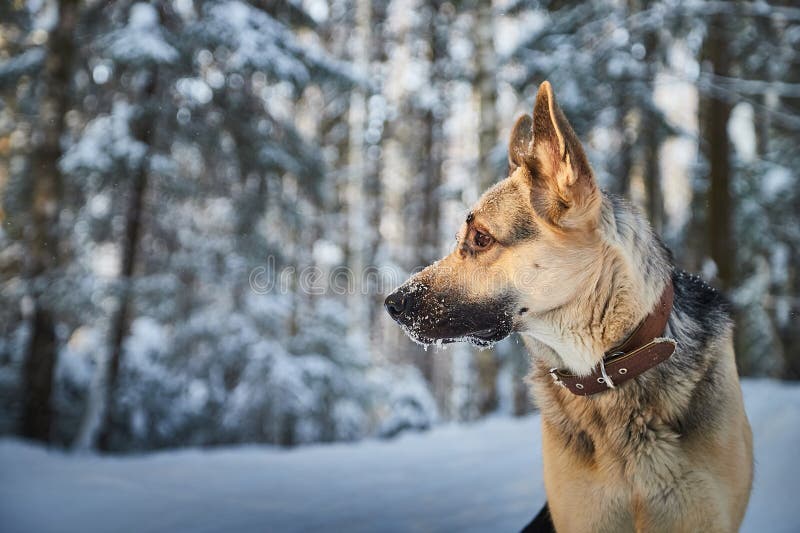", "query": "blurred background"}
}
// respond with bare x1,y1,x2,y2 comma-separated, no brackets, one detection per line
0,0,798,454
